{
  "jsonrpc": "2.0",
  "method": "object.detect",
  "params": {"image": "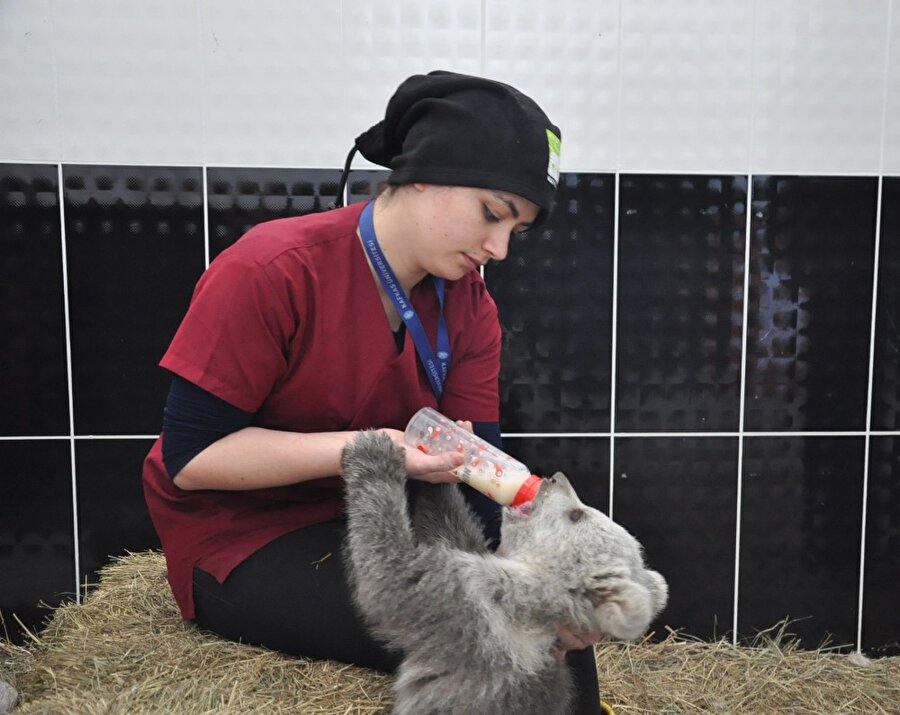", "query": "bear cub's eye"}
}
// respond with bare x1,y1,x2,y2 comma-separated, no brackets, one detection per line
568,509,584,523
